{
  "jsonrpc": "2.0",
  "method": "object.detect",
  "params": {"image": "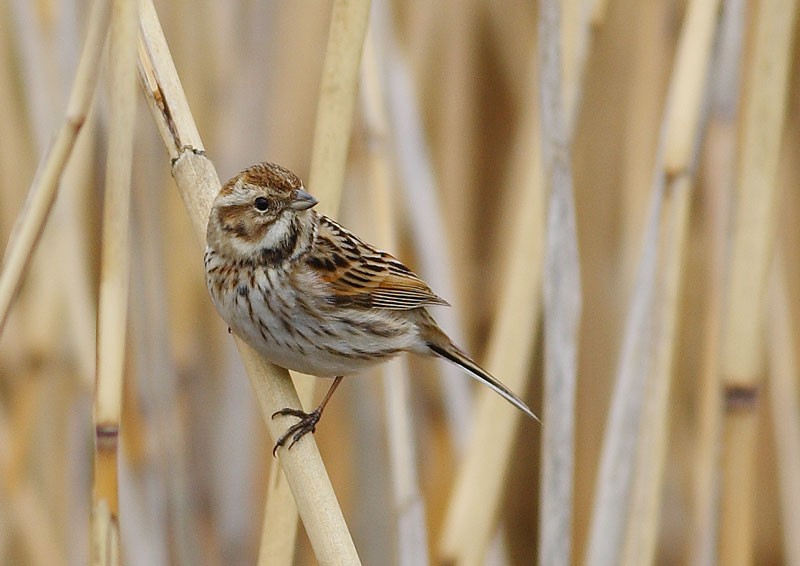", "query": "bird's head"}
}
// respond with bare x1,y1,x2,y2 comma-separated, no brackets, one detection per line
206,162,319,263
